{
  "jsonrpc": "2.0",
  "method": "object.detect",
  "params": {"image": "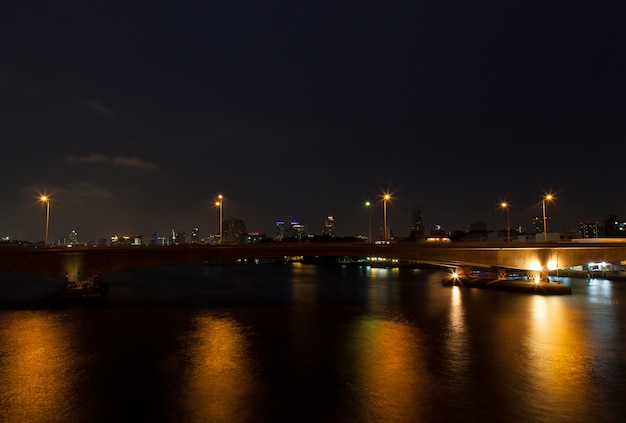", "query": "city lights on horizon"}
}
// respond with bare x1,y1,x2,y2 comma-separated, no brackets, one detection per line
1,188,586,245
